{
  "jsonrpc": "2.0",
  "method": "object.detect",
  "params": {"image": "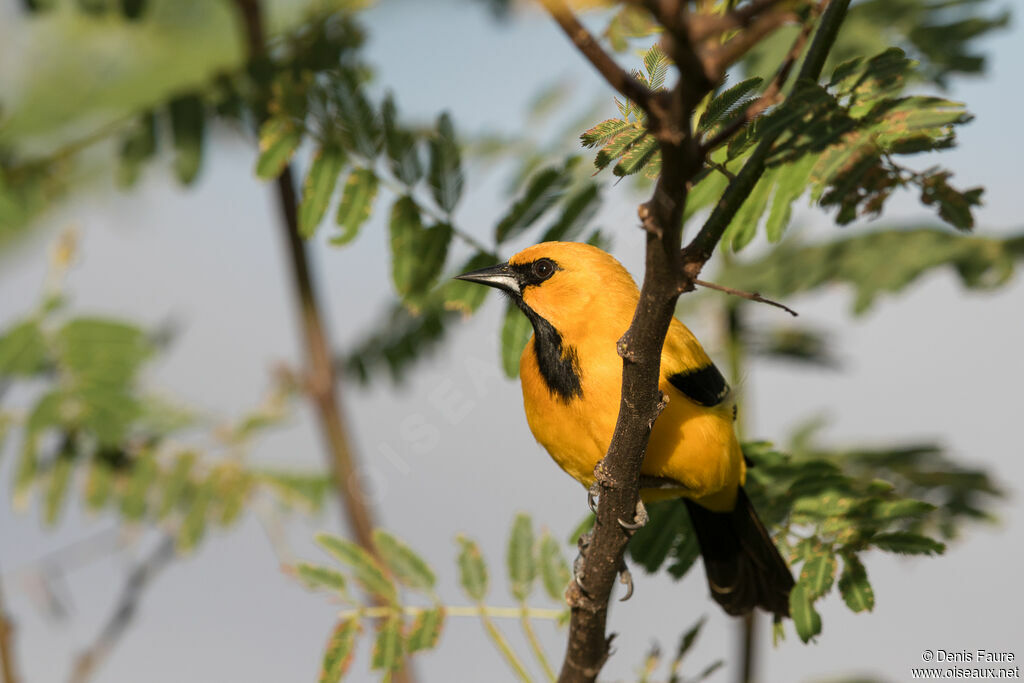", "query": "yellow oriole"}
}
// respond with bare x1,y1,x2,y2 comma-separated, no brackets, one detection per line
457,241,793,617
